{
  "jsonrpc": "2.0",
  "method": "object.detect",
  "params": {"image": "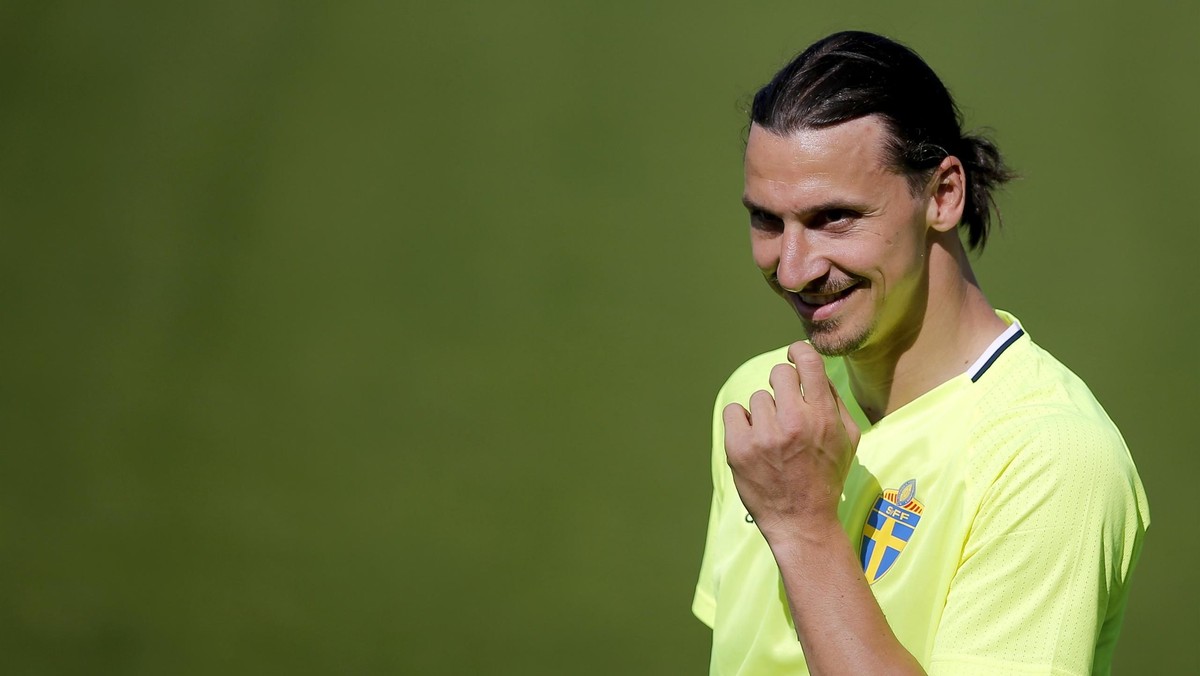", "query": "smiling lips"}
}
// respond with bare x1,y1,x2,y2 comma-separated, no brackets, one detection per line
791,283,859,322
799,288,852,305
